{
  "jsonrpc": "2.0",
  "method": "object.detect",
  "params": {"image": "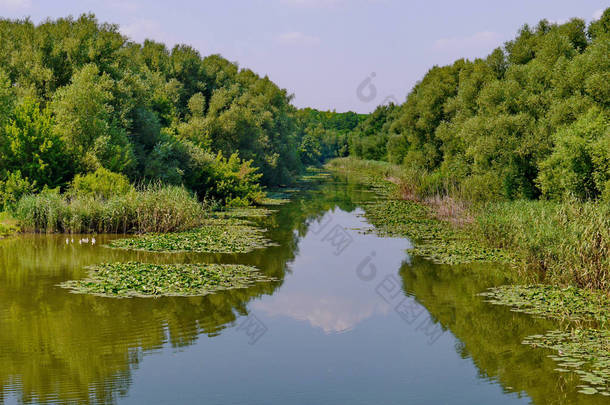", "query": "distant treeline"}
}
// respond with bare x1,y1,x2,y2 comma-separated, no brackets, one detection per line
0,14,362,209
349,9,610,202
